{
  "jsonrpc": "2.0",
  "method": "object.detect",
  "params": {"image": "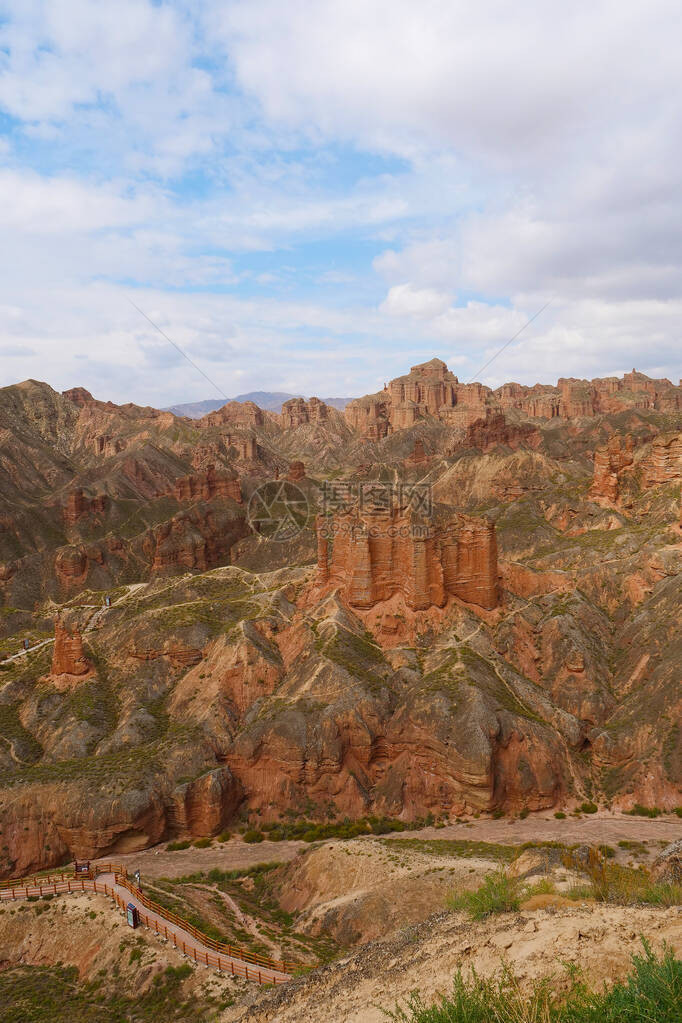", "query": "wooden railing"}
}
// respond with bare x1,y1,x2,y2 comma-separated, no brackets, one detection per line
0,862,308,984
0,870,75,890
